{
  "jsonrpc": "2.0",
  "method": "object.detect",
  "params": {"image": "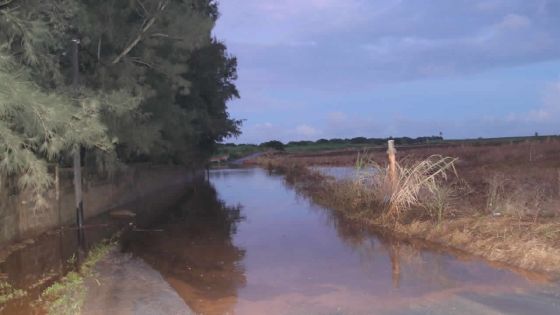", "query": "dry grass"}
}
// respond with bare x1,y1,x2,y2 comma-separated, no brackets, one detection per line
257,140,560,276
0,281,26,305
351,153,459,223
265,138,560,169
